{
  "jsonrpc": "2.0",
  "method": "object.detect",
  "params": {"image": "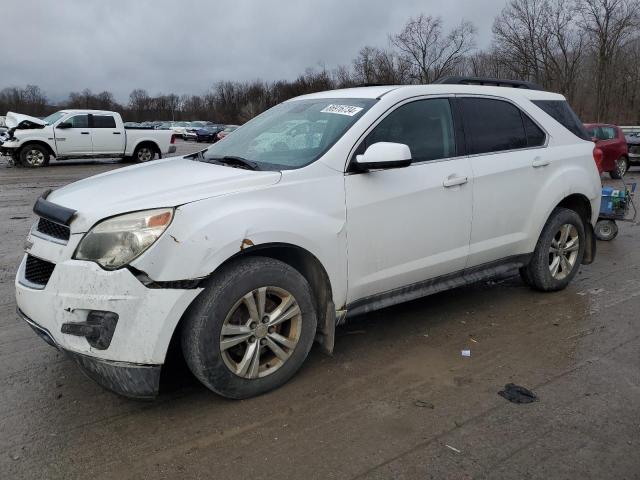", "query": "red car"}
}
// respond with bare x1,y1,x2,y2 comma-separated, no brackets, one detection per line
584,123,629,178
